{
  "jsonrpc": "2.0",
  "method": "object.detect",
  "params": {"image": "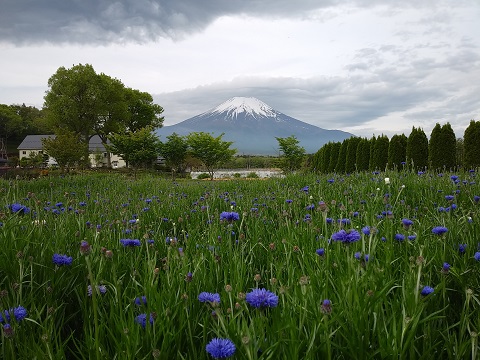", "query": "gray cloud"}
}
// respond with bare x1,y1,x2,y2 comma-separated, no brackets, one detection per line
1,0,470,45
